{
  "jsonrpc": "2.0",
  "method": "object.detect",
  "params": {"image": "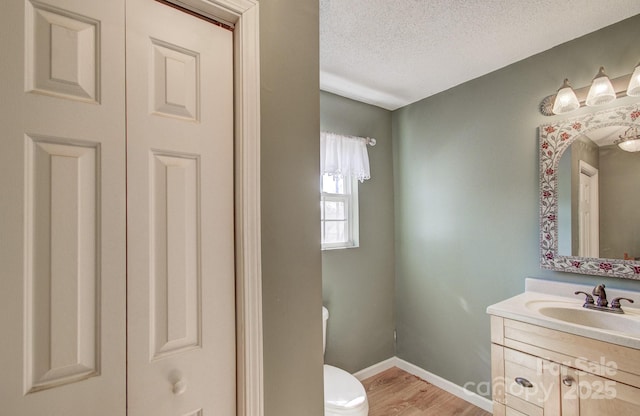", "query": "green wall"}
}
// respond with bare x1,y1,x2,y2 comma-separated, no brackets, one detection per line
260,1,323,415
320,91,395,373
392,15,640,397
